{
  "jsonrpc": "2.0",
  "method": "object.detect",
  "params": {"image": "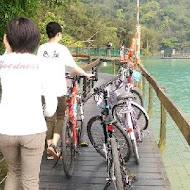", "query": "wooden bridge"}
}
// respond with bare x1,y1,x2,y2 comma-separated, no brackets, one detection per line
1,57,190,190
39,73,171,190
